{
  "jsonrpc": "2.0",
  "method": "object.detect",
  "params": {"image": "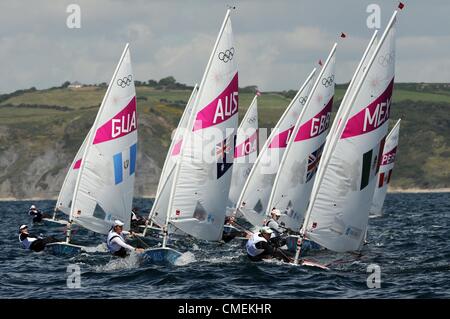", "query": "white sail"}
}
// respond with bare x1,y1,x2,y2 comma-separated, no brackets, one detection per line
267,44,336,231
228,95,259,210
148,85,198,226
302,12,397,252
152,165,176,227
167,10,238,241
370,119,401,215
55,130,90,216
156,84,199,196
236,69,316,227
70,44,137,235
